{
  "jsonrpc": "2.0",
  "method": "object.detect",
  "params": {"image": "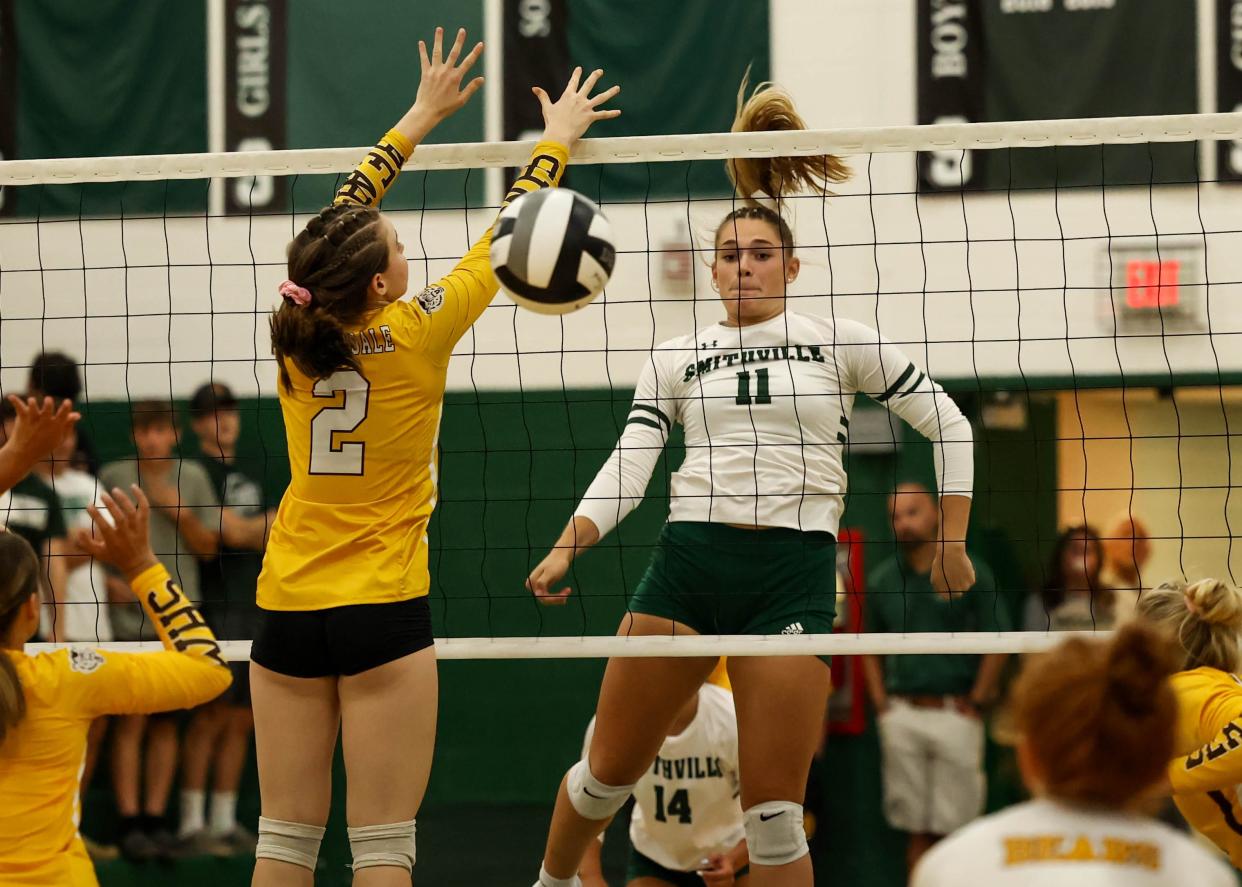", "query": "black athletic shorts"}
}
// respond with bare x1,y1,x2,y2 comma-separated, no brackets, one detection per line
250,597,434,678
